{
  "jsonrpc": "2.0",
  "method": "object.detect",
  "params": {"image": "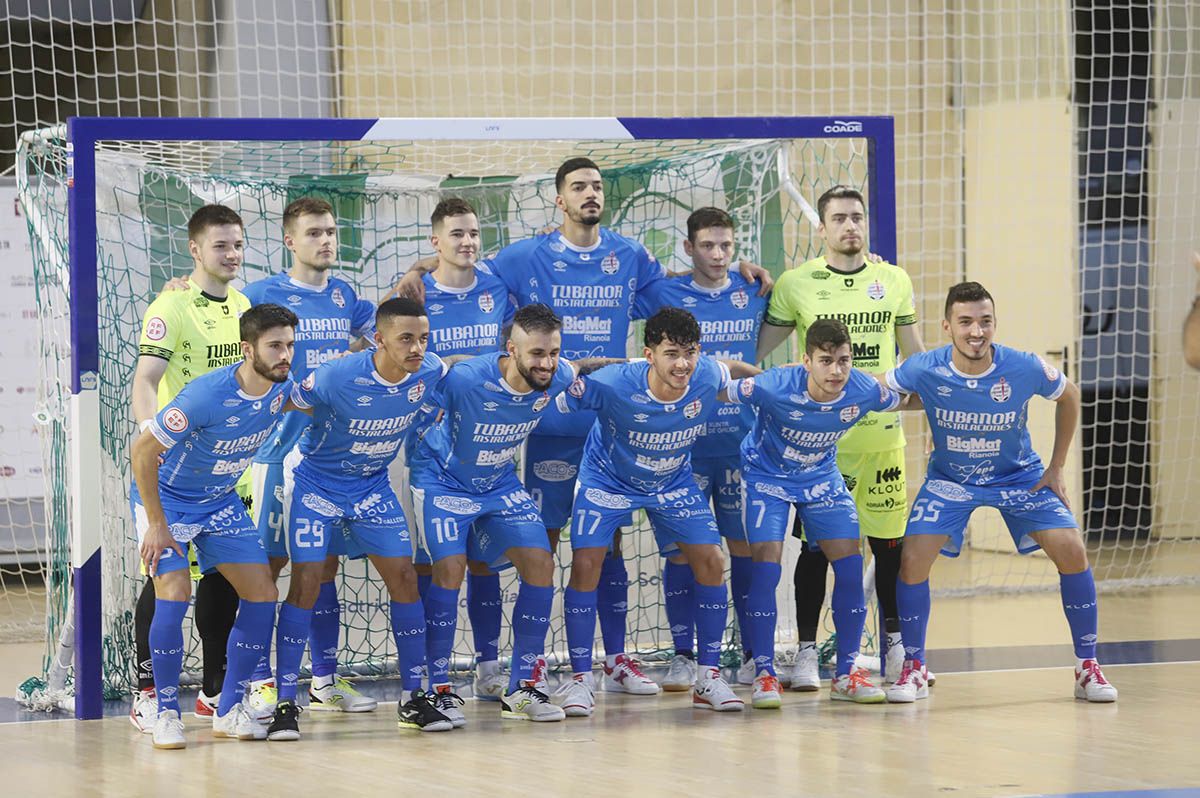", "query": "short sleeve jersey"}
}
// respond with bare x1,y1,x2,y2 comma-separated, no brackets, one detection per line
766,256,917,452
727,367,900,489
422,262,514,358
132,364,292,511
887,343,1067,487
137,282,252,408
